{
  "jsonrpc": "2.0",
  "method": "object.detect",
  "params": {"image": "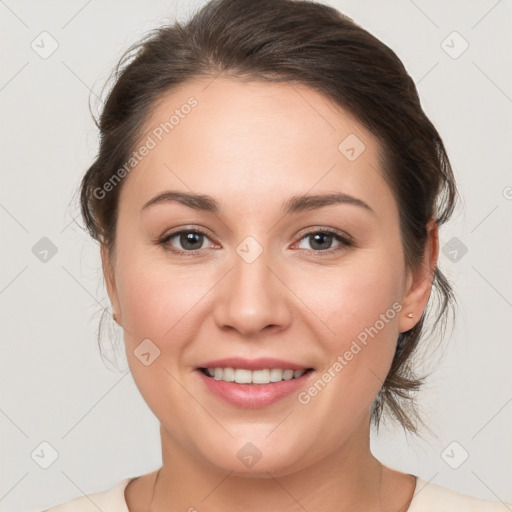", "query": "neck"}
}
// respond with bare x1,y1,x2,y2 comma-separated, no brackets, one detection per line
147,419,415,512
